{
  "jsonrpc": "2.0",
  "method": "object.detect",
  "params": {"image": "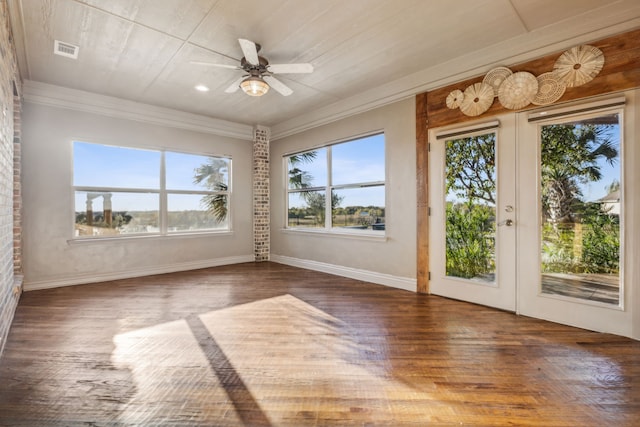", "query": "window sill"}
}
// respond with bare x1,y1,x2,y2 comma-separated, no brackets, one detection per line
67,230,234,245
281,227,387,242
